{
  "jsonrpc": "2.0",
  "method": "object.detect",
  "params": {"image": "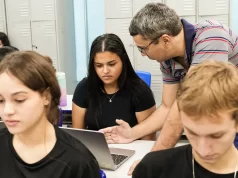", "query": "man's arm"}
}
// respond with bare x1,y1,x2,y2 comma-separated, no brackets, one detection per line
131,83,180,140
151,100,183,151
